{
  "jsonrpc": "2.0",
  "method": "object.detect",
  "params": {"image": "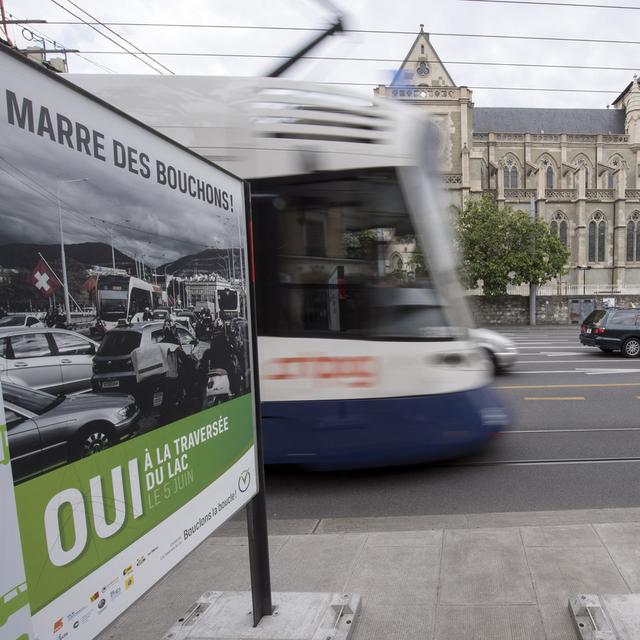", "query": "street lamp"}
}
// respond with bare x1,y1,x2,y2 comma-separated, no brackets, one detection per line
57,178,87,325
577,265,592,296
